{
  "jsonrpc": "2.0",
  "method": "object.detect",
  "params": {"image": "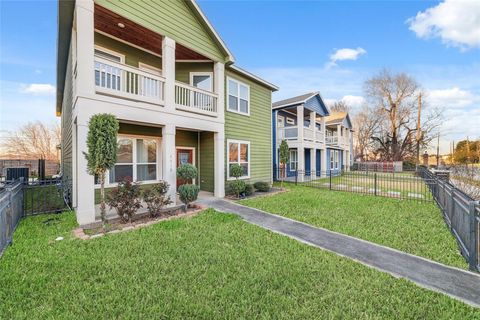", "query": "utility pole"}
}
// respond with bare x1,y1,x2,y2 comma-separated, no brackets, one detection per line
415,93,422,169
